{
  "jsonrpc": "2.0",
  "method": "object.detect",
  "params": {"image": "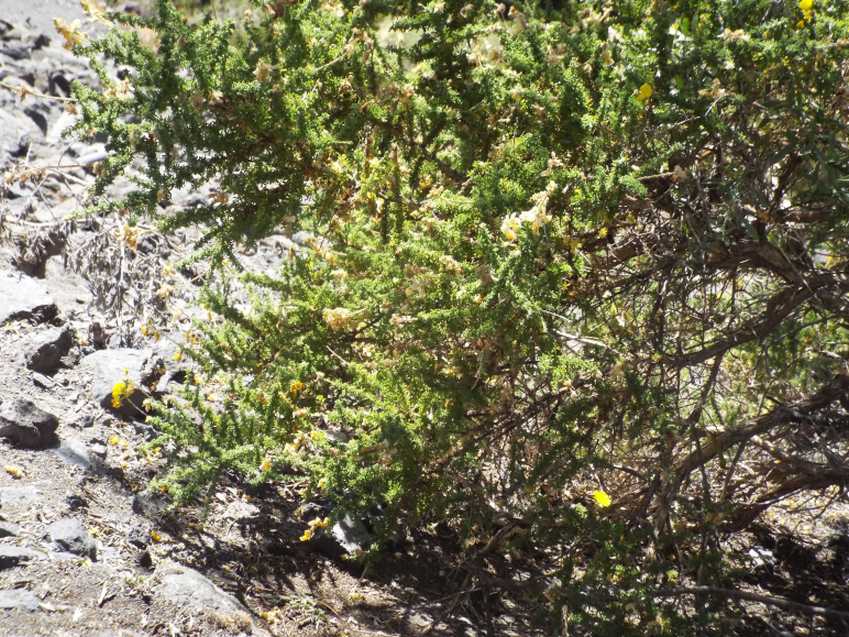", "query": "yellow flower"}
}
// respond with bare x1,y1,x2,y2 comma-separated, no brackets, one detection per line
111,379,135,408
4,465,24,479
54,18,86,50
299,528,315,542
260,457,273,472
289,379,305,399
108,434,128,448
799,0,813,11
636,82,653,103
149,529,162,543
500,215,521,242
592,489,612,508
